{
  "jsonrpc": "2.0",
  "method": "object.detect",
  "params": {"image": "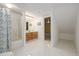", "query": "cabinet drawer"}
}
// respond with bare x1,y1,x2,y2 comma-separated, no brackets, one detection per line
26,32,38,41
